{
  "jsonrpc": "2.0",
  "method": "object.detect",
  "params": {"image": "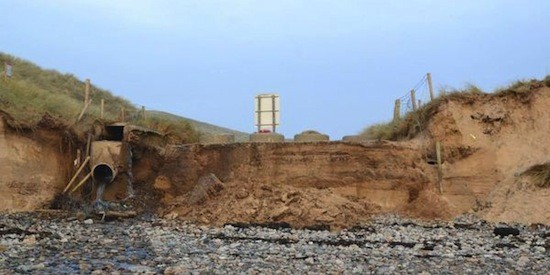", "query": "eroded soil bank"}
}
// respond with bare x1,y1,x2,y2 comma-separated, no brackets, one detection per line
155,141,443,229
0,84,549,229
152,85,550,228
0,114,73,211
